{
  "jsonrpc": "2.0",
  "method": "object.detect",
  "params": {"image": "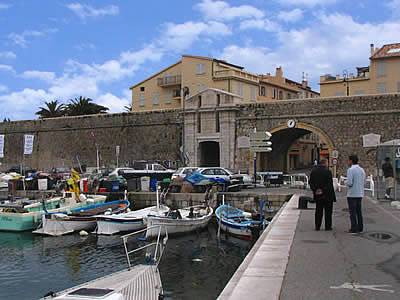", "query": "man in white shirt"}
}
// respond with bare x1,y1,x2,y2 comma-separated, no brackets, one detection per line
346,154,366,234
